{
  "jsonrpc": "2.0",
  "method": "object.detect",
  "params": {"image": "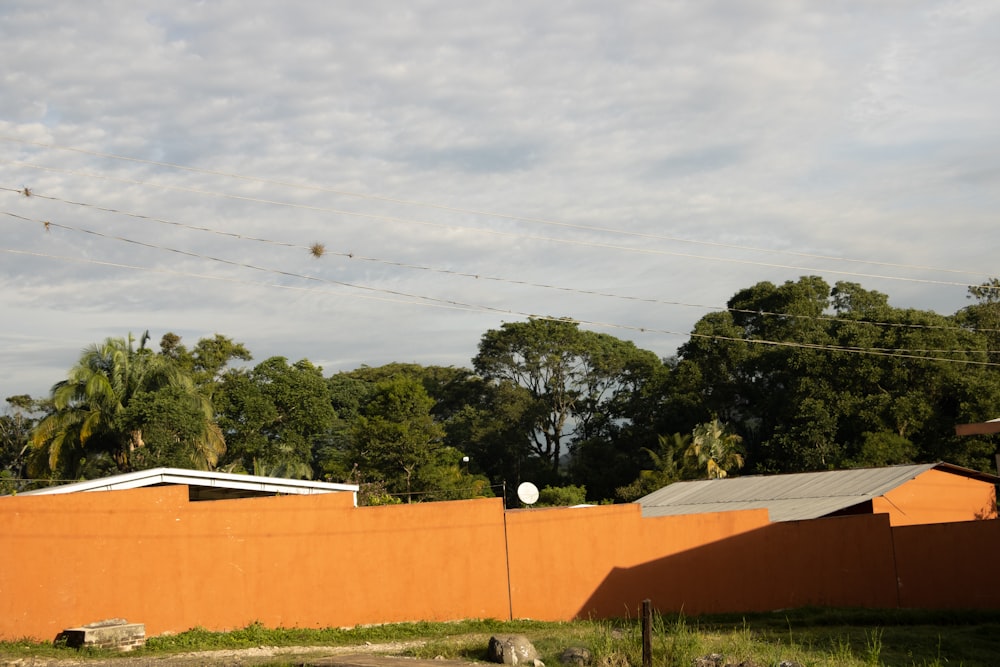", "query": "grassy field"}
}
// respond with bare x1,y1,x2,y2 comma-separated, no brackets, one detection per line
2,609,999,666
